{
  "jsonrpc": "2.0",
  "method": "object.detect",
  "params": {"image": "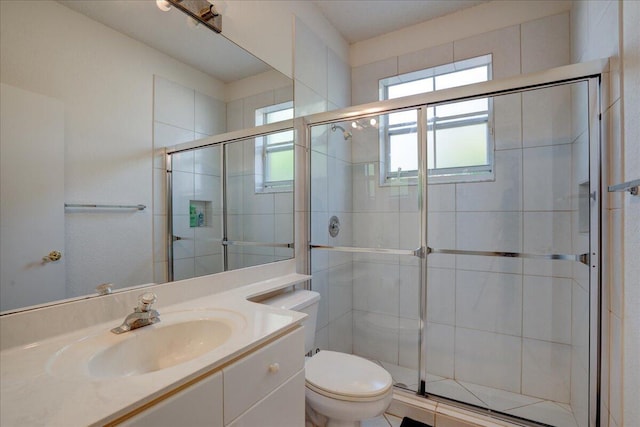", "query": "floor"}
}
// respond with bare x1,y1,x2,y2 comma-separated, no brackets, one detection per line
362,413,404,427
368,360,580,427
